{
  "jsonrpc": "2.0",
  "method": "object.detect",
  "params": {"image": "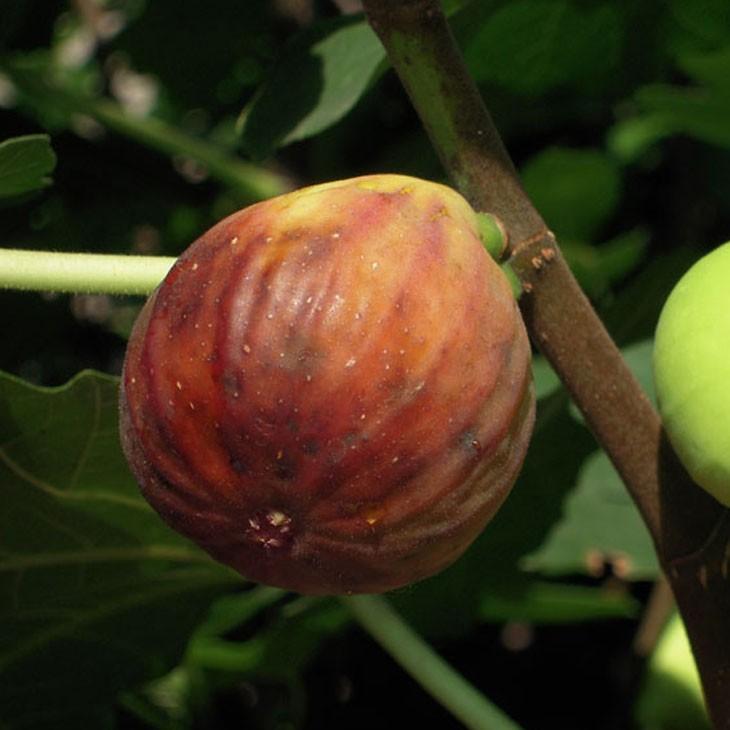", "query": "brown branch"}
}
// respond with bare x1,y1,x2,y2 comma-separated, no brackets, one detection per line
362,1,730,727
